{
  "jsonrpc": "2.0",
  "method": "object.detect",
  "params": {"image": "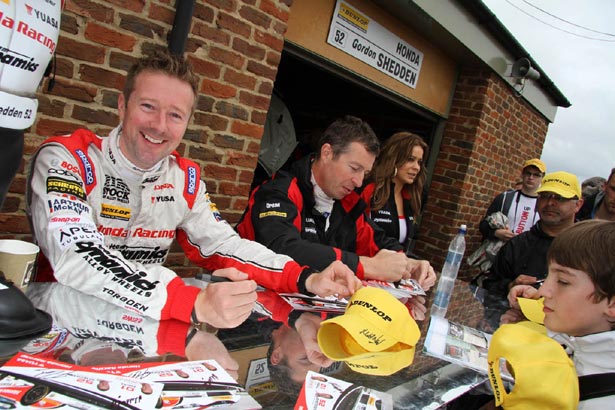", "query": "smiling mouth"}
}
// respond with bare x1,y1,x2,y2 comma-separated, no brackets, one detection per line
143,133,163,144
